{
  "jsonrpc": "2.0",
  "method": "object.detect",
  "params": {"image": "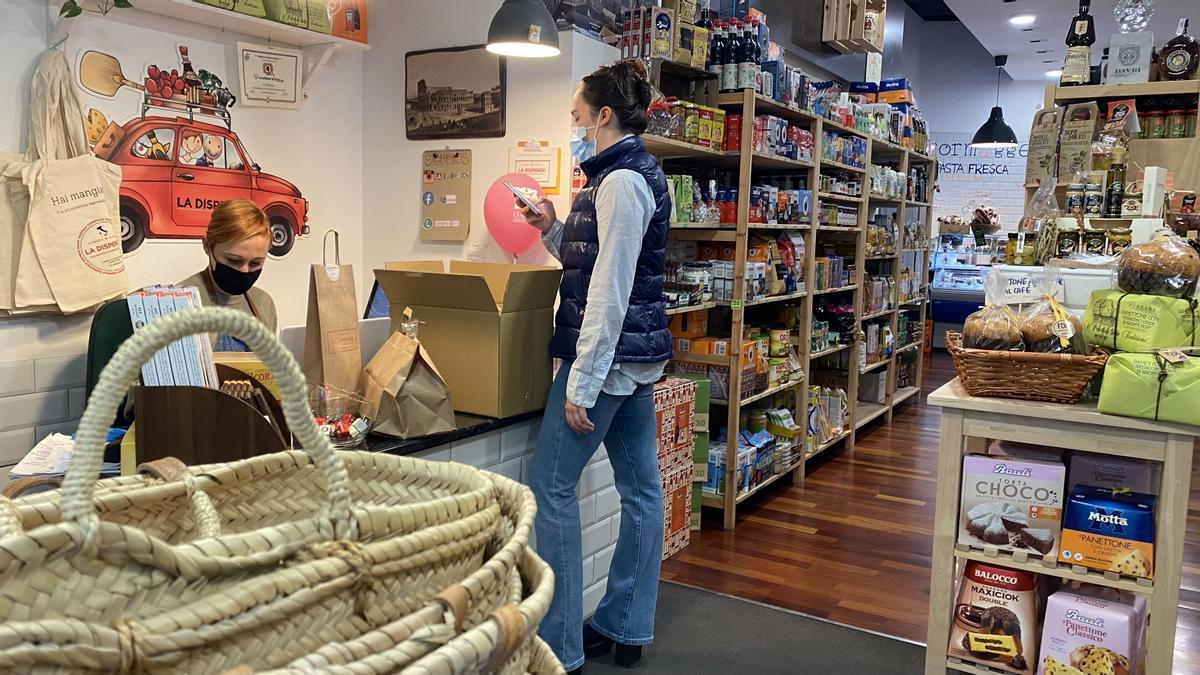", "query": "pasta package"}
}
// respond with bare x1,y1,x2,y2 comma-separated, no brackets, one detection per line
1083,289,1198,352
1097,350,1200,427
